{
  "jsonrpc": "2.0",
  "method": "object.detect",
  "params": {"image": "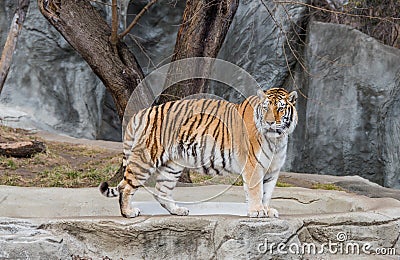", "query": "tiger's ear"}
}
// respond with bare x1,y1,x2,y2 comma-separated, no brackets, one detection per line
257,89,266,99
288,91,298,105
